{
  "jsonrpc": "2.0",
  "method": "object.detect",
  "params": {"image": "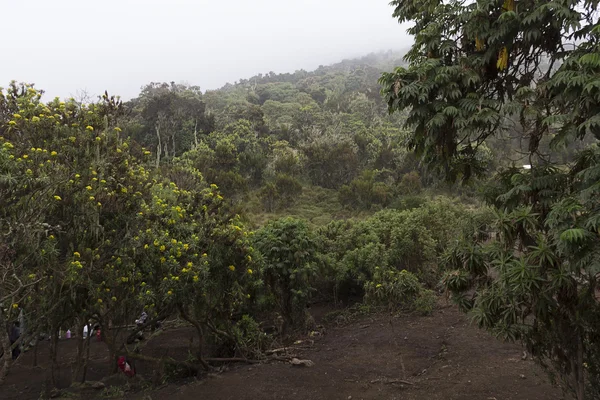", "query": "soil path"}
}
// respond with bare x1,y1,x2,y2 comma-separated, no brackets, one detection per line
132,305,564,400
0,305,565,400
